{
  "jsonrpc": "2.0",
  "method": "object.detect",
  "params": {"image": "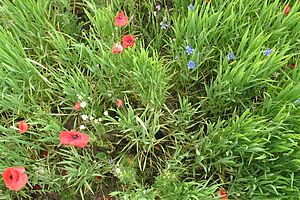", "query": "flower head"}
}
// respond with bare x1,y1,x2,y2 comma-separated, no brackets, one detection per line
59,131,90,148
290,63,296,69
284,5,291,16
80,101,87,108
114,11,128,27
189,5,195,11
79,125,86,130
74,102,81,111
160,21,168,29
122,35,135,48
263,48,272,56
220,188,228,199
156,4,161,11
81,114,89,121
228,52,235,61
116,99,123,108
2,167,28,191
186,45,195,55
18,121,29,133
112,43,123,54
187,61,196,69
103,111,109,116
